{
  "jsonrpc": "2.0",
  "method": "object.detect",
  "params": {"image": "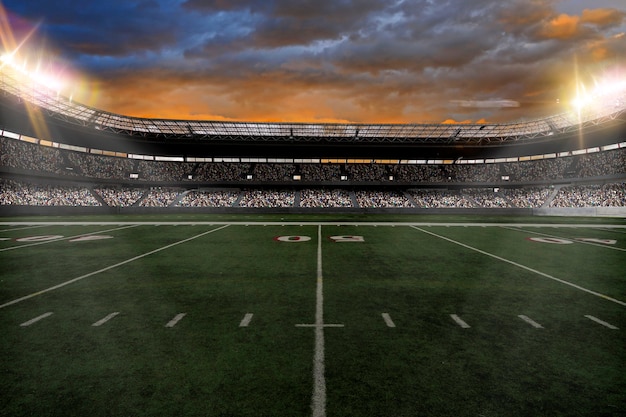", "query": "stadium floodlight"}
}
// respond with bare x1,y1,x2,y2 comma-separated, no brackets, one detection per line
570,73,626,112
